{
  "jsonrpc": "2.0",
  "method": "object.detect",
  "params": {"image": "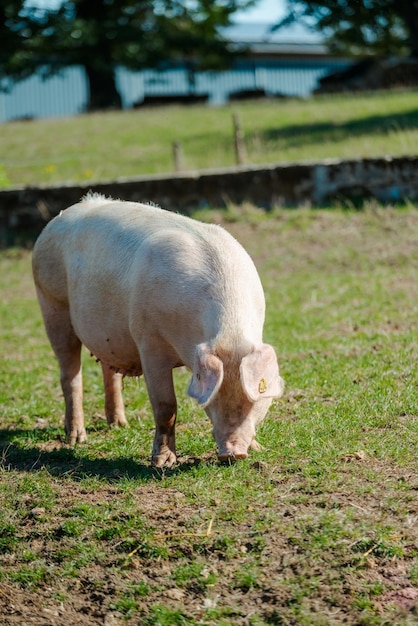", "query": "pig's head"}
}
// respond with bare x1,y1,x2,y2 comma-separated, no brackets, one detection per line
188,342,284,461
